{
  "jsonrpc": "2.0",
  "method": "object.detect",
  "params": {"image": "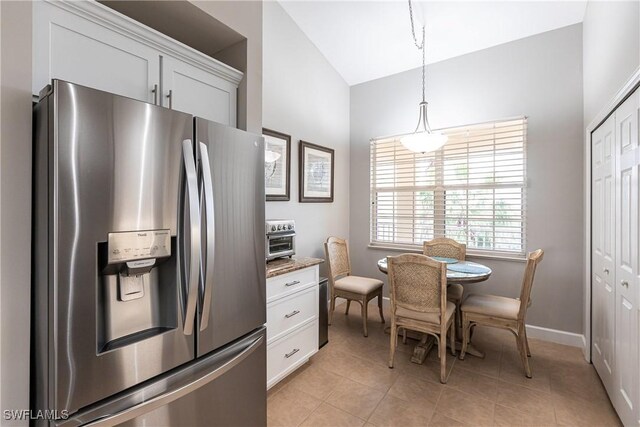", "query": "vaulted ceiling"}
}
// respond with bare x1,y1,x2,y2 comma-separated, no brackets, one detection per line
278,1,588,85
